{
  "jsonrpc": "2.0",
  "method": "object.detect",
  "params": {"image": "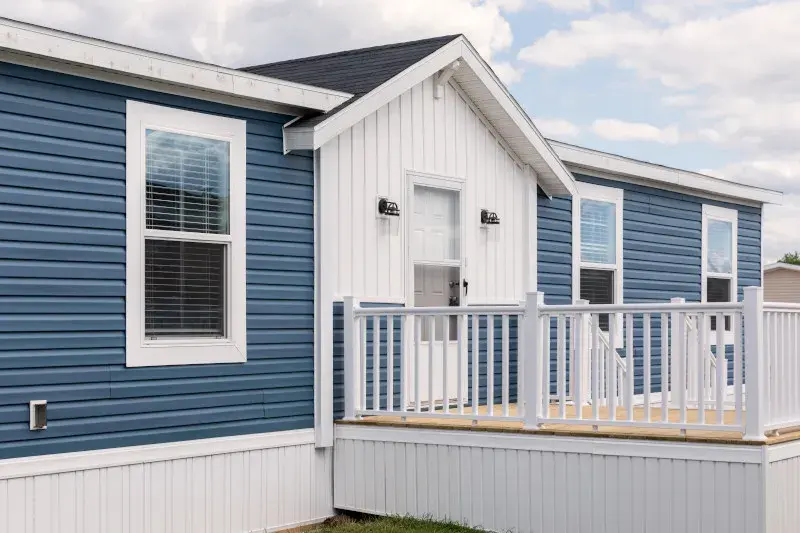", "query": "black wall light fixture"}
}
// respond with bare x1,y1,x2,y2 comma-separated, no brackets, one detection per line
378,197,401,217
481,209,500,225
